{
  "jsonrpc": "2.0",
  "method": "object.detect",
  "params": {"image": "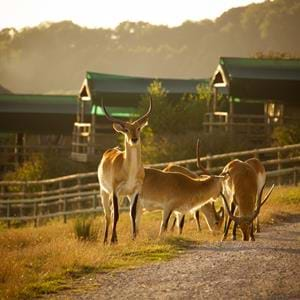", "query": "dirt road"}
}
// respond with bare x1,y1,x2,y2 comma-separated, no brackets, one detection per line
49,215,300,299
